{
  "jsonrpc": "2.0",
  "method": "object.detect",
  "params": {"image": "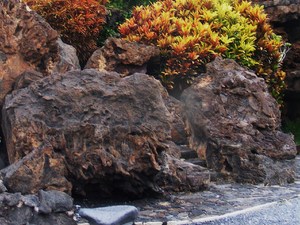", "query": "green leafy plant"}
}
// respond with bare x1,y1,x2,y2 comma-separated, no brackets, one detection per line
119,0,286,102
283,119,300,146
98,0,156,46
108,0,154,9
24,0,109,66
